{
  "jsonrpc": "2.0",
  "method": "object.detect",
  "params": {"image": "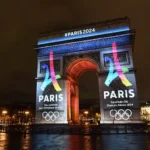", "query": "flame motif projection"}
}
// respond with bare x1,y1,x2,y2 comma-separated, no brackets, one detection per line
105,42,132,87
40,51,62,92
